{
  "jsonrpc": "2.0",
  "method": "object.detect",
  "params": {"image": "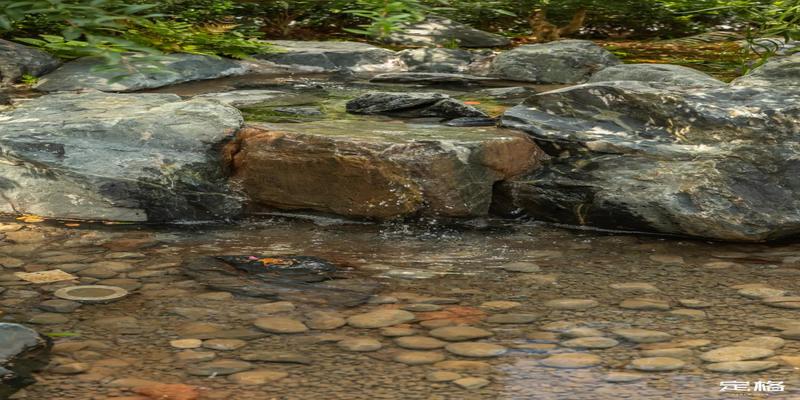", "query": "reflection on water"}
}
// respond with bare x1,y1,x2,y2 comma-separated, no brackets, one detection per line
3,216,800,399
